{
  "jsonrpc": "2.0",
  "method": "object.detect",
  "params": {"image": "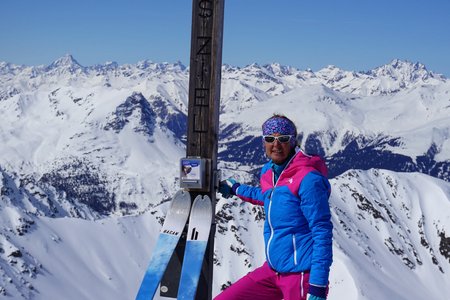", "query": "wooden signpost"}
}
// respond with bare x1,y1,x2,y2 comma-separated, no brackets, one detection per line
160,0,224,299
